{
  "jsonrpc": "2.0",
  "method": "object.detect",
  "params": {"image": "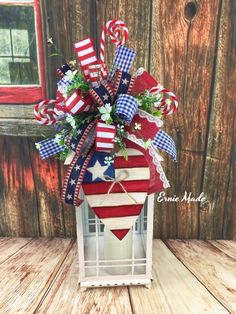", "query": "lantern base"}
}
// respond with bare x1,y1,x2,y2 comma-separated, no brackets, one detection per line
78,276,152,289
